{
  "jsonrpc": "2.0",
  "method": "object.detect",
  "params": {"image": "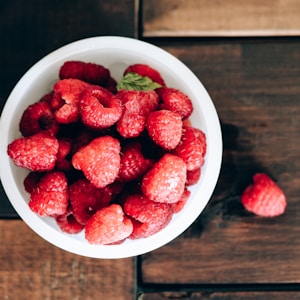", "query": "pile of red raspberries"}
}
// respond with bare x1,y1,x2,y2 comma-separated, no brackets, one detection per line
7,61,207,245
